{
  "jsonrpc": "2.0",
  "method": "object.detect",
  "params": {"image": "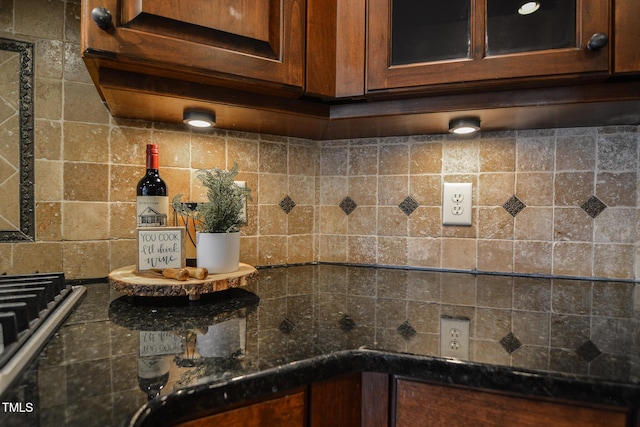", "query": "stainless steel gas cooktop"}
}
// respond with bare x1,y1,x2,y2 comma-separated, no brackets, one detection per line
0,272,85,396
